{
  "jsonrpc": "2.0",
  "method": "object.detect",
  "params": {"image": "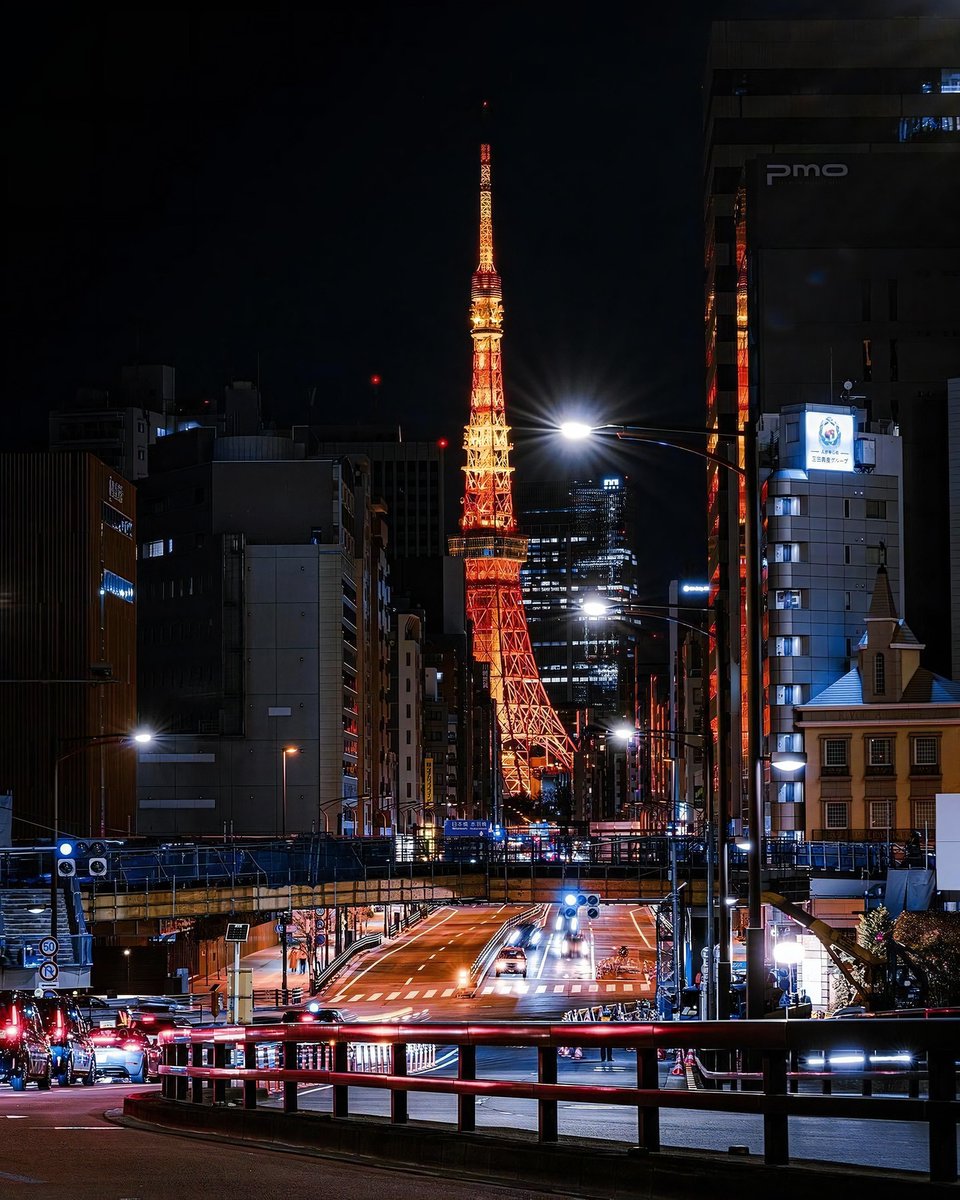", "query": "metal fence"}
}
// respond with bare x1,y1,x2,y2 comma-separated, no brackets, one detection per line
157,1016,960,1183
